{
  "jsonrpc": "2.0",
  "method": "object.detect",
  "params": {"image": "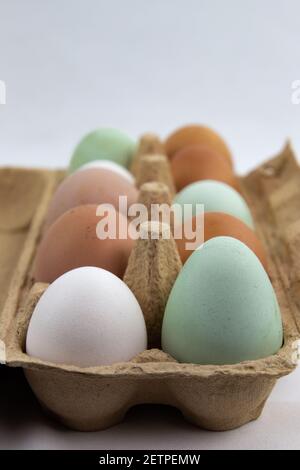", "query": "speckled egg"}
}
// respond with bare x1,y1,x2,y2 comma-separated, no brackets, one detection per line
162,237,283,364
35,204,134,282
